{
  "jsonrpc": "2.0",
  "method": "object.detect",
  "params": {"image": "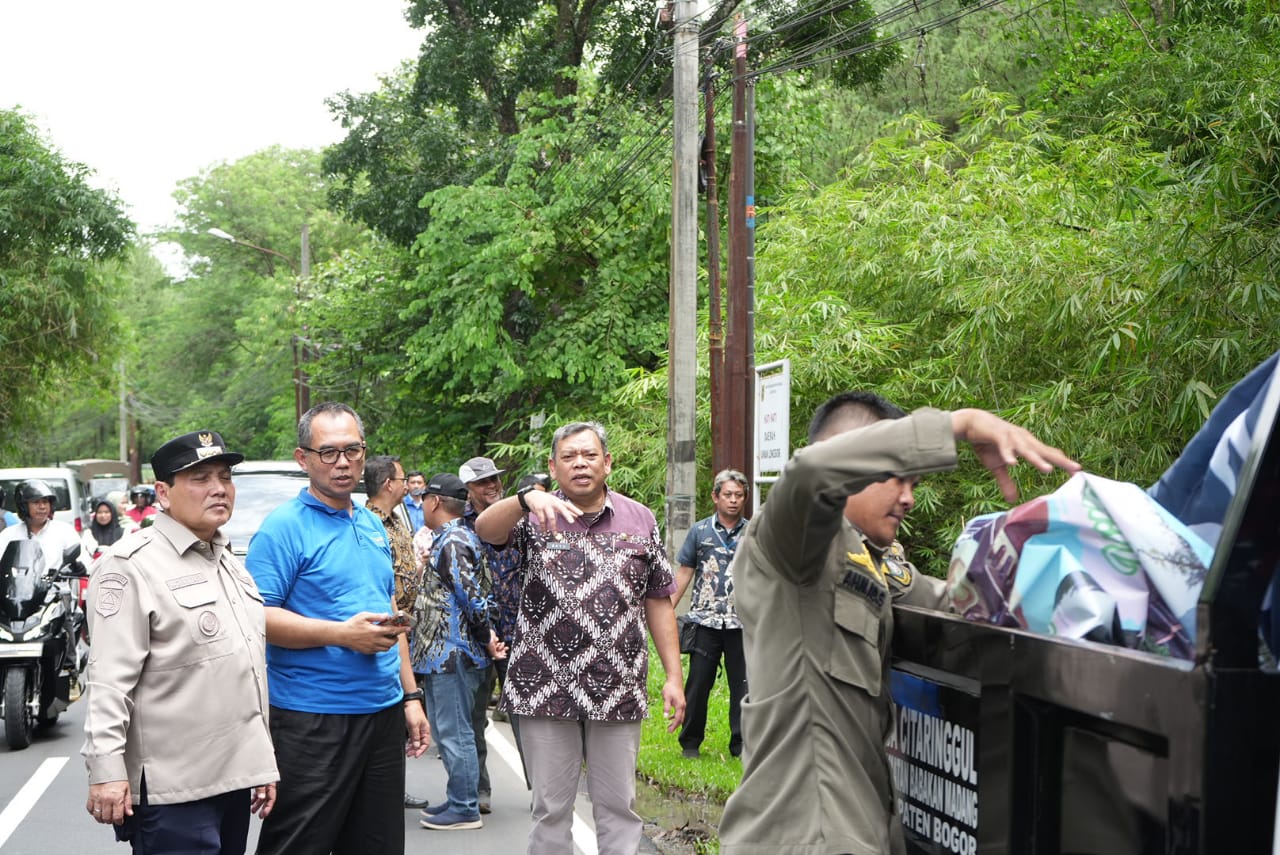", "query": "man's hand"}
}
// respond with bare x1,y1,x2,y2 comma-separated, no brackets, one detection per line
486,631,508,661
661,676,686,733
951,409,1081,502
521,489,583,533
404,700,431,758
87,781,131,825
340,612,406,654
250,783,277,818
